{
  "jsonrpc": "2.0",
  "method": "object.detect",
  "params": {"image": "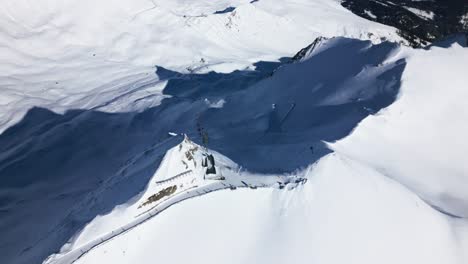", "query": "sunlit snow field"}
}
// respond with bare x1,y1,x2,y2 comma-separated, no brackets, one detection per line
0,1,467,264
